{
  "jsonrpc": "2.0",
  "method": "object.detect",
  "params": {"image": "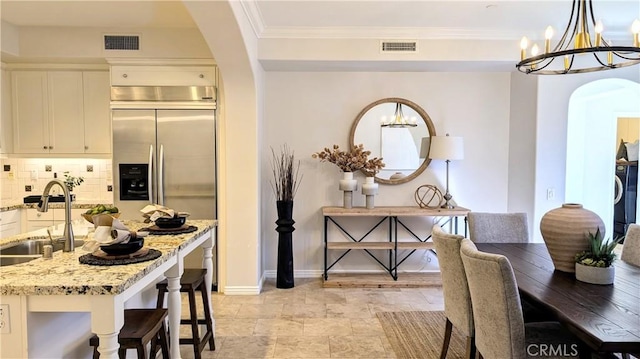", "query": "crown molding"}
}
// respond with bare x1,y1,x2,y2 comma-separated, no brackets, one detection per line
257,26,525,41
239,0,265,38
